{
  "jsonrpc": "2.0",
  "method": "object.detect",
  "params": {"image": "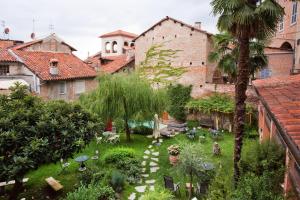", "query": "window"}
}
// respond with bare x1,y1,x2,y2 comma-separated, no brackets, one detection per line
0,65,9,75
75,80,85,94
291,2,298,24
105,42,111,53
279,16,284,31
59,81,66,94
112,41,118,53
